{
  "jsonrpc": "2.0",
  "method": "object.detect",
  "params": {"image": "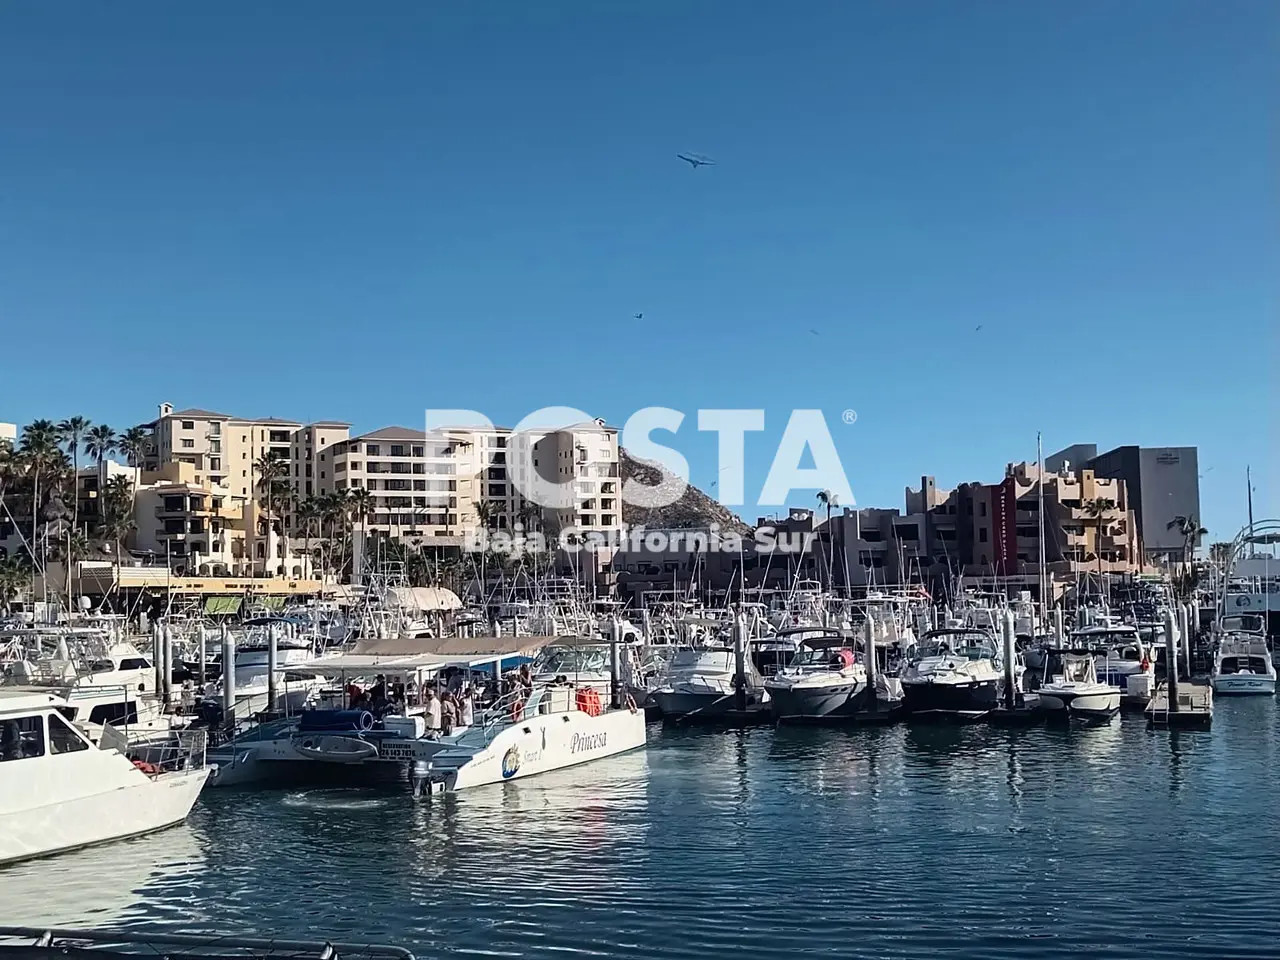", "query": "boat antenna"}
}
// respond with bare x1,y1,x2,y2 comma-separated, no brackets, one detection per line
1246,464,1254,532
1037,432,1048,623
